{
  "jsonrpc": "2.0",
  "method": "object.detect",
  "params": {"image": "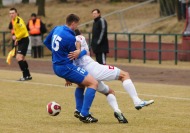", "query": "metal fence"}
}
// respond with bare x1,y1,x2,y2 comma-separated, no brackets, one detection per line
1,31,190,65
82,32,189,65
